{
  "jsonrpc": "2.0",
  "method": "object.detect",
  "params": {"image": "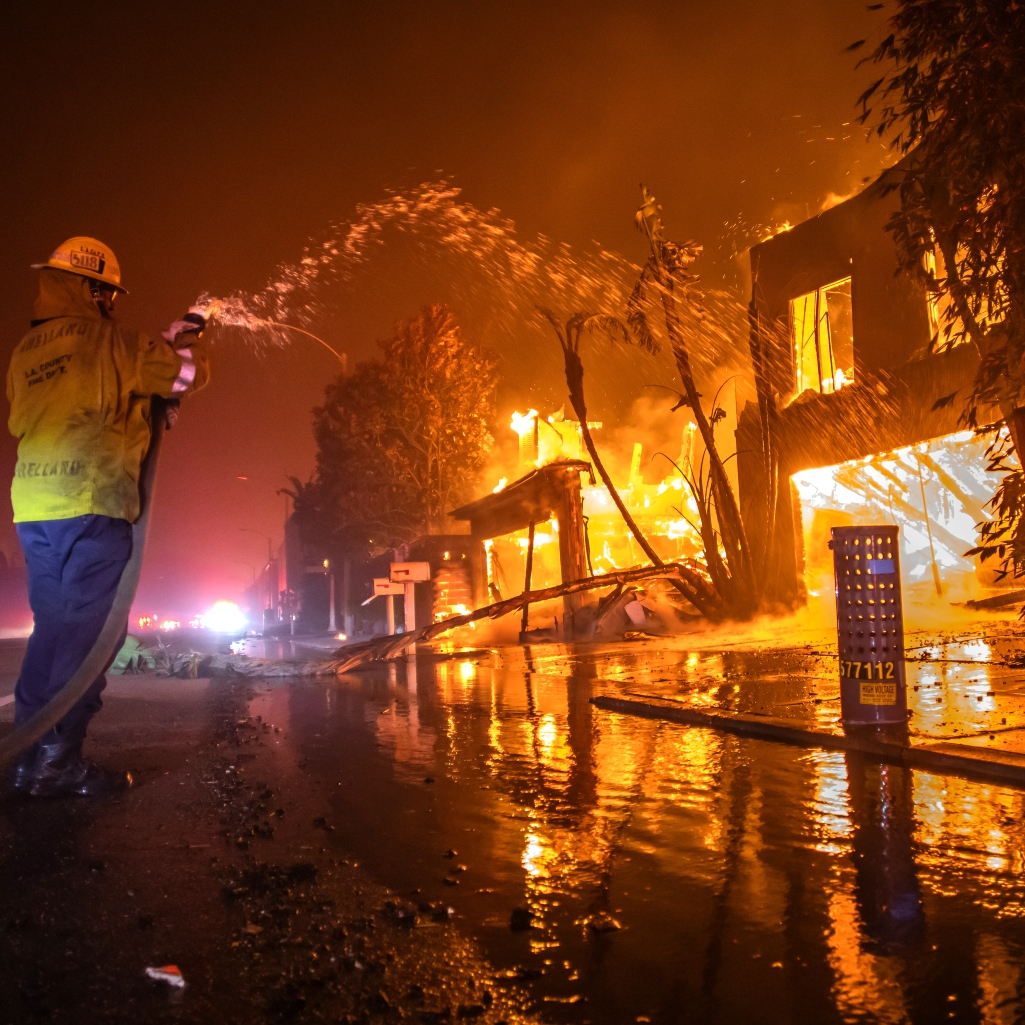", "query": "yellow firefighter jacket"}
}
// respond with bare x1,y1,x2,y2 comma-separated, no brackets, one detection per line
7,269,210,523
